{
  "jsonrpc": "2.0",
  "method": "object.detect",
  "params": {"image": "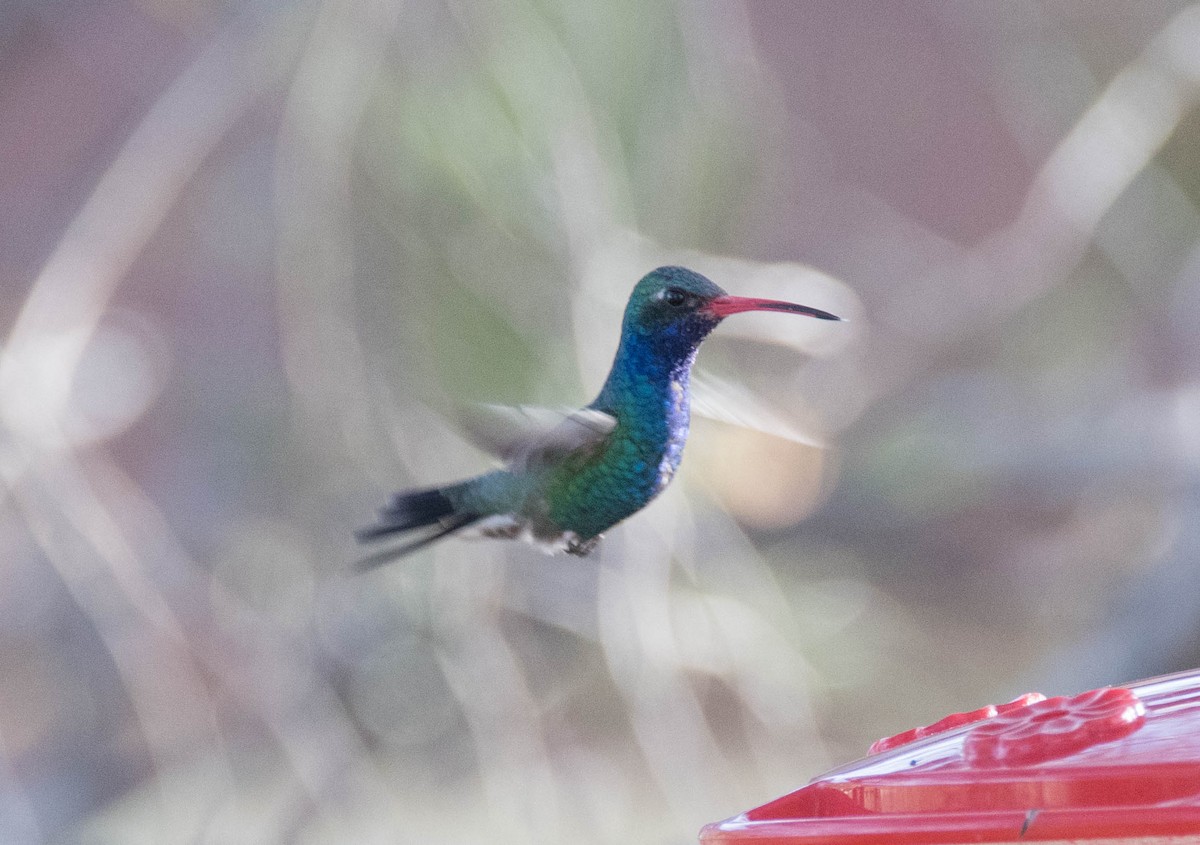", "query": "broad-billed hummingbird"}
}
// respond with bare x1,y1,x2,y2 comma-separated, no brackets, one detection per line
356,266,840,567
